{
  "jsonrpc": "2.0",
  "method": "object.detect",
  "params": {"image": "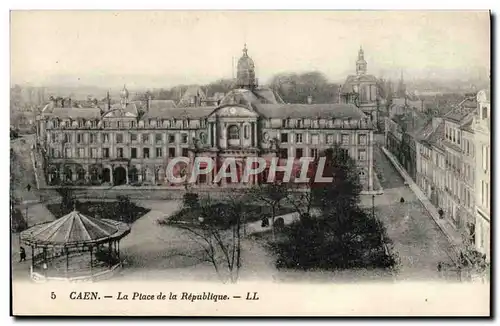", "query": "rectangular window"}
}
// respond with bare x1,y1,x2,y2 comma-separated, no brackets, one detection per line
143,134,150,144
156,148,163,158
295,133,303,143
340,148,349,158
131,148,137,159
102,133,109,143
311,134,319,145
117,148,124,158
143,148,150,158
130,121,136,128
358,134,367,145
282,119,287,128
181,134,188,144
91,148,97,158
168,134,176,143
297,119,303,128
65,147,72,158
130,133,137,142
327,134,334,144
341,134,349,145
117,121,122,128
78,148,85,158
169,147,176,158
279,148,288,159
295,148,303,159
358,149,367,161
280,133,288,143
116,133,123,144
77,133,83,143
182,148,189,157
155,133,163,144
482,145,489,171
311,148,319,159
89,134,96,144
102,148,109,158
